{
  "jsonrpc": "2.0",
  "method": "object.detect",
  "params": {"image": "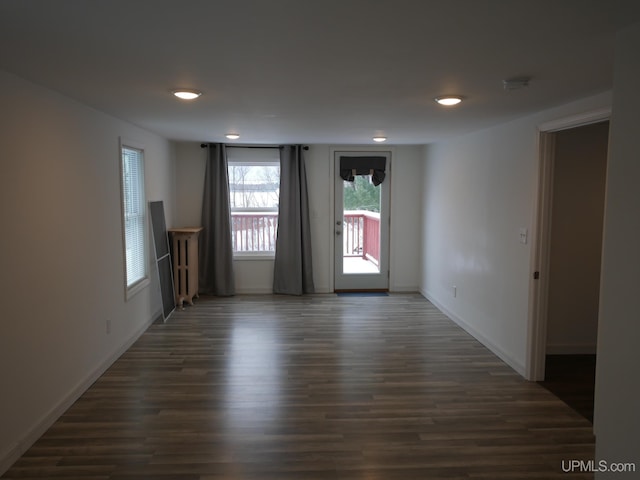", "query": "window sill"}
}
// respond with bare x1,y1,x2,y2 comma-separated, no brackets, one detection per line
233,253,275,261
126,276,150,301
